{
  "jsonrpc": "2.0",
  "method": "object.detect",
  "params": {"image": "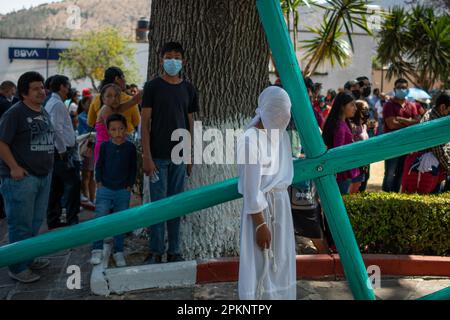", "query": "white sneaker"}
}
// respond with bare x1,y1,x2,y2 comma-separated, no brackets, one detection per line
90,250,103,265
81,195,89,203
113,252,127,267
